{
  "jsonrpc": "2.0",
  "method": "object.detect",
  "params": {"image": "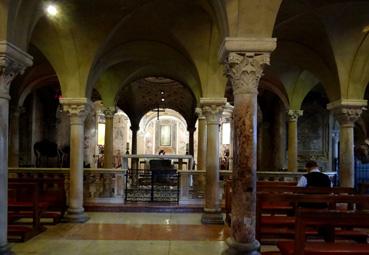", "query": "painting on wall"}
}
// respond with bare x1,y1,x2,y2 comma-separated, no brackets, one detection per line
160,125,171,146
